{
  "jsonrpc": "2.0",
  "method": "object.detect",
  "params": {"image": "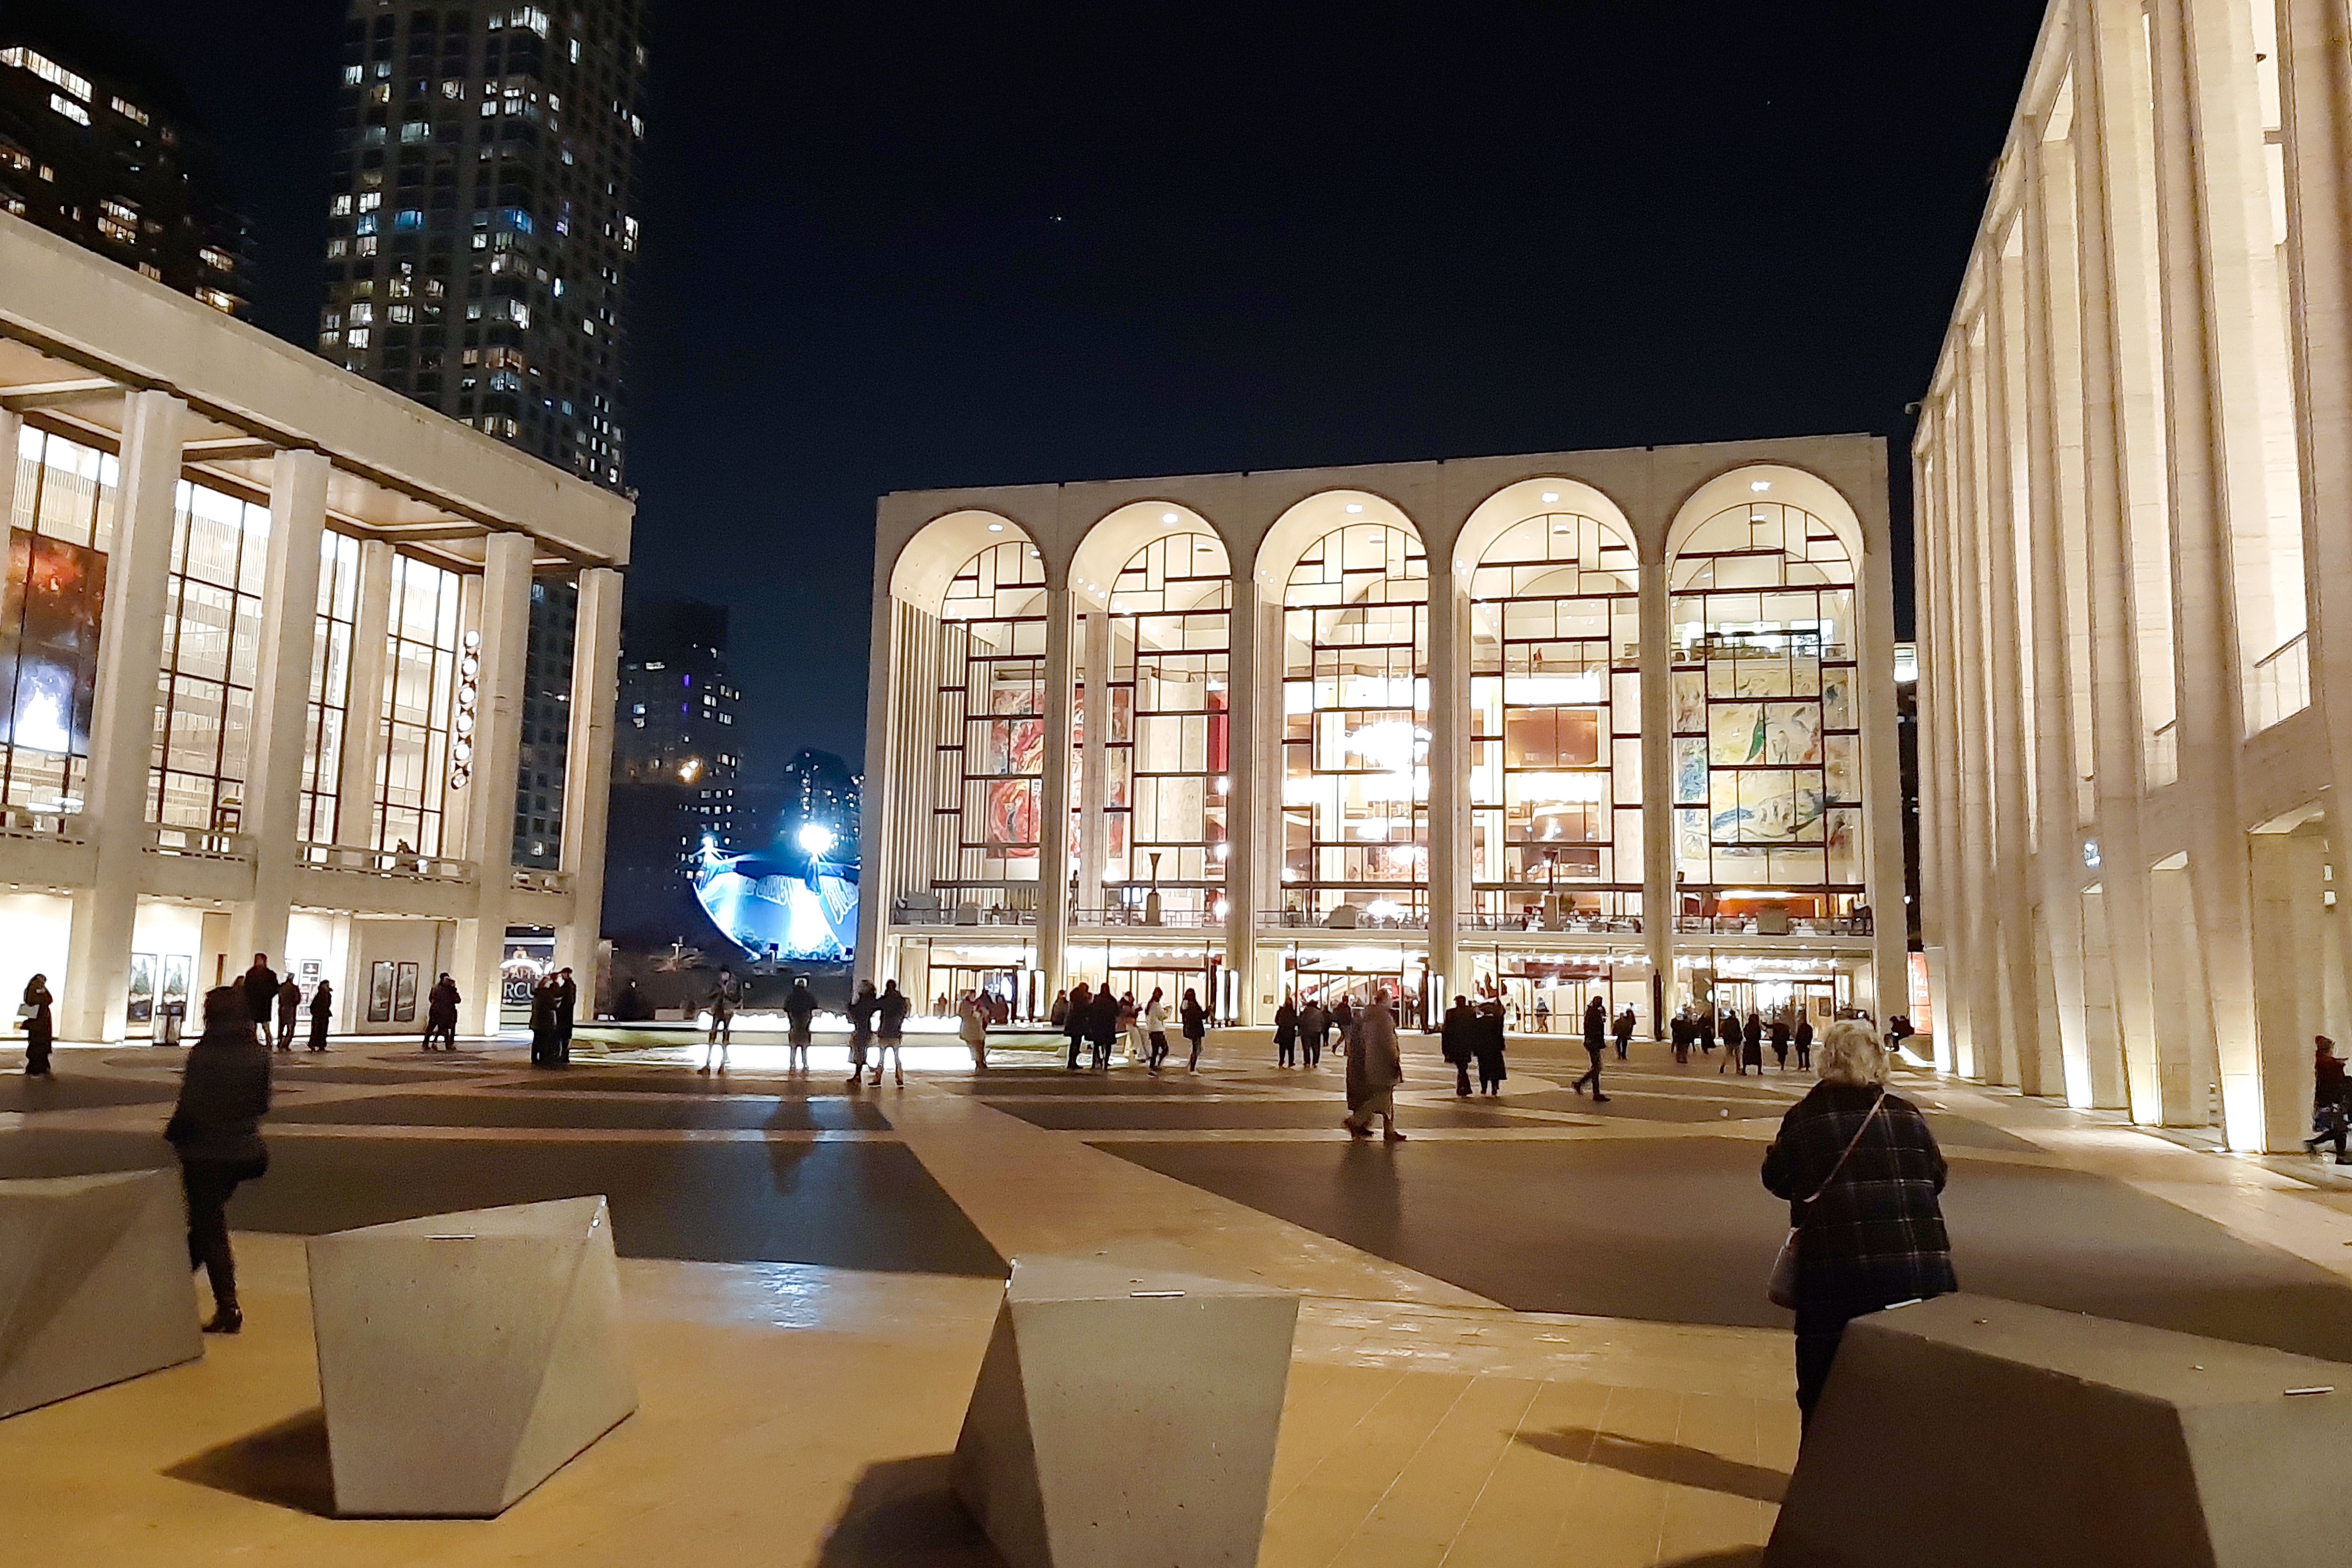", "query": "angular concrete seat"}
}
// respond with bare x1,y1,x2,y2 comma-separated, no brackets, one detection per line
306,1195,637,1516
952,1254,1298,1568
0,1169,201,1419
1767,1292,2352,1568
